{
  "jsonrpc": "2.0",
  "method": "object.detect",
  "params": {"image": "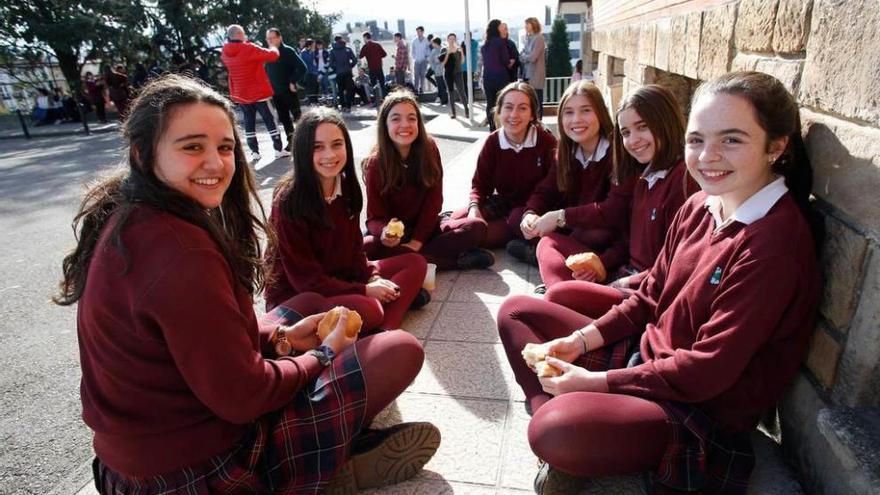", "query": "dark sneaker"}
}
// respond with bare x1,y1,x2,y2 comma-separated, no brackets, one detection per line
457,248,496,270
325,422,441,494
506,238,538,266
533,460,587,494
409,288,432,310
533,283,547,296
